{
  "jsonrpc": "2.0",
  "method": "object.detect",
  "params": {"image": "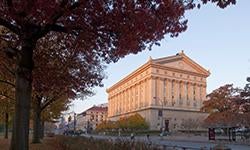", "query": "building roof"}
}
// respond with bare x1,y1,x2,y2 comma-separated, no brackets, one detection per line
107,50,210,92
86,106,108,112
78,104,108,116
